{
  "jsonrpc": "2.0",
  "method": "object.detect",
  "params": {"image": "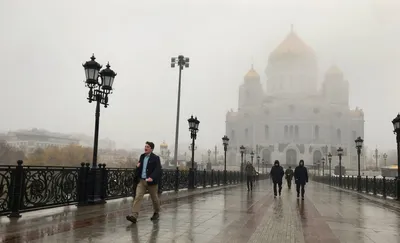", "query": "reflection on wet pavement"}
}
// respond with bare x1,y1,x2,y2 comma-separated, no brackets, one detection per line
0,181,399,242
